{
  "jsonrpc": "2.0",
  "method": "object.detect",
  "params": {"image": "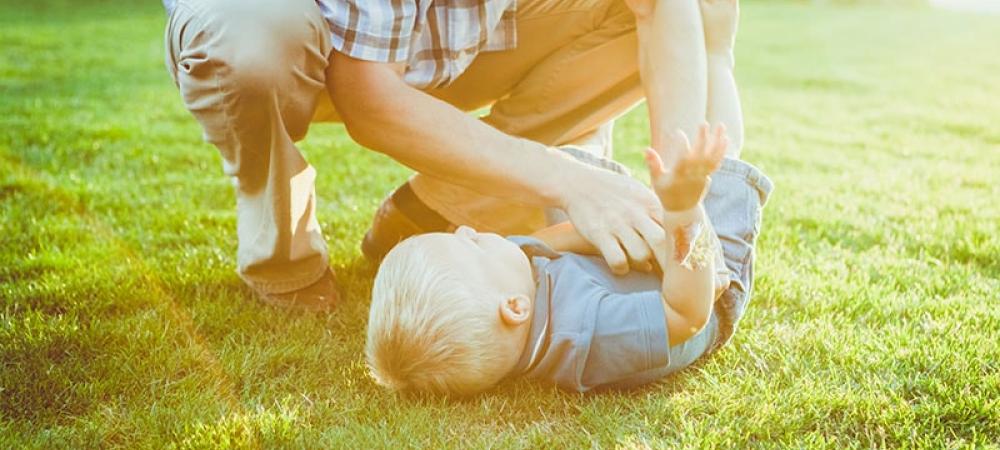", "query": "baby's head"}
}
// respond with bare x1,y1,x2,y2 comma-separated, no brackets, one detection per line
366,226,537,396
